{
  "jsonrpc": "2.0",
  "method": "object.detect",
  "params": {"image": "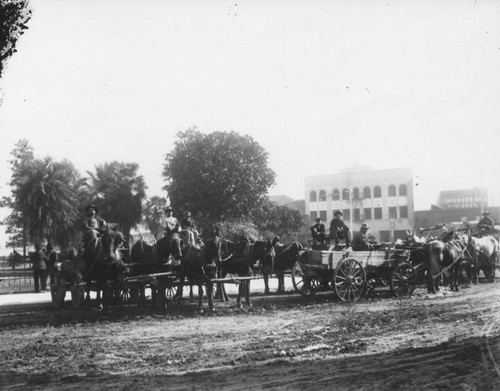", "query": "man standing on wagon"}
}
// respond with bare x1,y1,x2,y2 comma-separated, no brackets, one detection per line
330,211,351,247
478,211,495,234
